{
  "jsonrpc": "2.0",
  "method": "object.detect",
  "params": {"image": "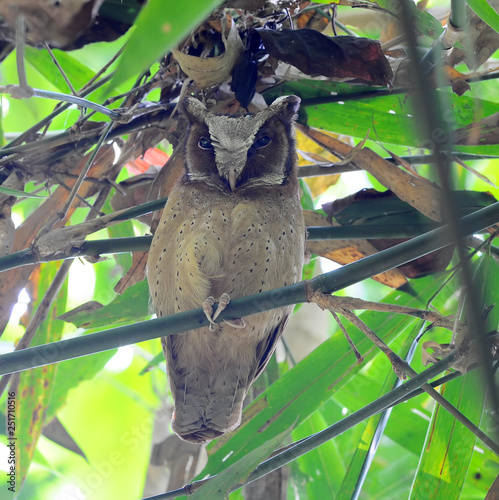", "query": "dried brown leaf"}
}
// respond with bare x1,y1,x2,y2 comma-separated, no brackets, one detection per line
259,28,393,86
173,21,244,89
298,124,443,221
0,0,104,47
